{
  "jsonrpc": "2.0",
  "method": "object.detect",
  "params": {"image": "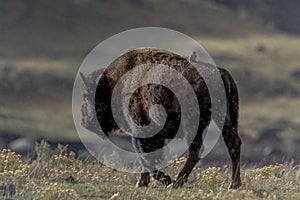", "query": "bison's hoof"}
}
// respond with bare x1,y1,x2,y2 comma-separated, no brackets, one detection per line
160,176,172,185
229,181,242,189
135,181,149,188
